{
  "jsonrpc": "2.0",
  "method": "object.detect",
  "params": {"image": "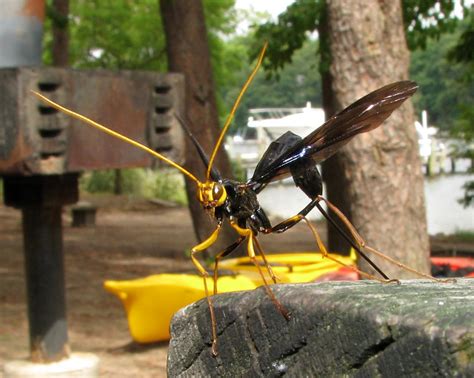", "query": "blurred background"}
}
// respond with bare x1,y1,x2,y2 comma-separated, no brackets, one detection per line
0,0,472,376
